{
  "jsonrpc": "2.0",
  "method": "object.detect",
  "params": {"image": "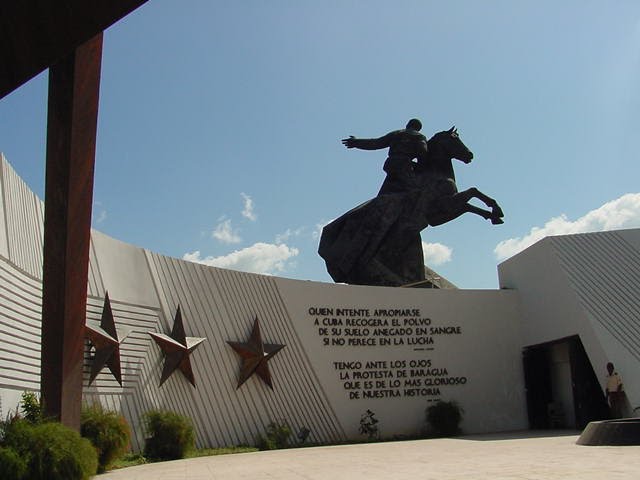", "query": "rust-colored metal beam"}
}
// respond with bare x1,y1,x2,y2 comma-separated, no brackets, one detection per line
0,0,148,99
40,33,103,428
